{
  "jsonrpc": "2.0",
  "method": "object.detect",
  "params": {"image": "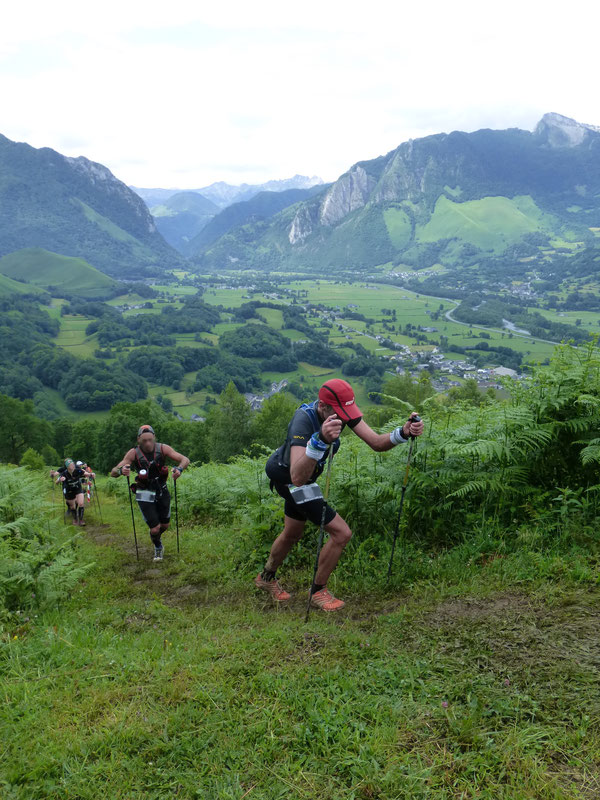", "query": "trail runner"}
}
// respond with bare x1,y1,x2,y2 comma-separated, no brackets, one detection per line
110,425,189,561
51,459,95,526
257,379,424,611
